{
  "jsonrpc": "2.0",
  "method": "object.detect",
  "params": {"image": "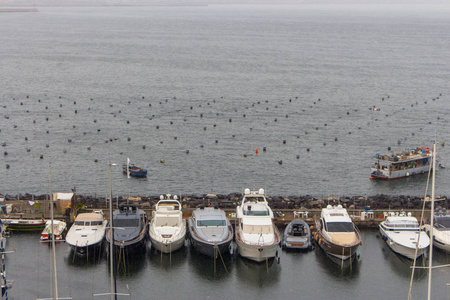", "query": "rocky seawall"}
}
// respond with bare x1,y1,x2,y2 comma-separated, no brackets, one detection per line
2,193,448,211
